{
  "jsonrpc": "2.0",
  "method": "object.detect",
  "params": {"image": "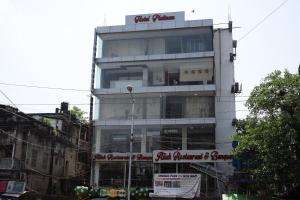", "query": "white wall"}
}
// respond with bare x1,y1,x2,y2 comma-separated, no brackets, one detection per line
214,29,236,176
